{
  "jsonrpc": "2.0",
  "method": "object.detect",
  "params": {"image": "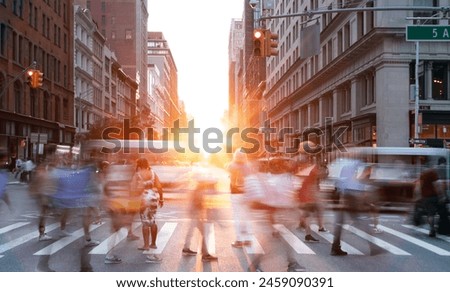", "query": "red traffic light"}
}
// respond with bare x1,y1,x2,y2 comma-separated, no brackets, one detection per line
26,69,44,88
253,29,266,57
